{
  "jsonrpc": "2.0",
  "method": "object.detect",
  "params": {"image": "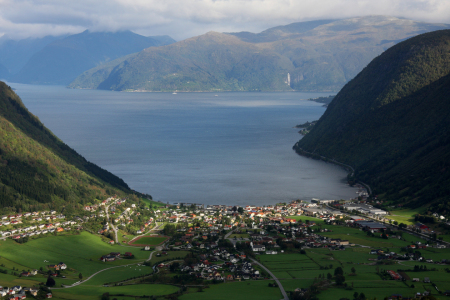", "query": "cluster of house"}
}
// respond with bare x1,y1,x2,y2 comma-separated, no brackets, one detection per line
0,211,64,226
0,286,52,299
0,210,78,239
48,262,67,271
369,247,440,263
158,200,346,229
176,251,259,281
84,197,121,211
